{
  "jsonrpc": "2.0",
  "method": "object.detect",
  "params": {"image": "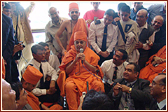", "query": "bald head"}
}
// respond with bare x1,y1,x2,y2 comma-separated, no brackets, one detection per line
149,74,166,103
2,79,16,110
151,15,164,30
136,9,148,27
48,7,59,23
48,7,57,13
